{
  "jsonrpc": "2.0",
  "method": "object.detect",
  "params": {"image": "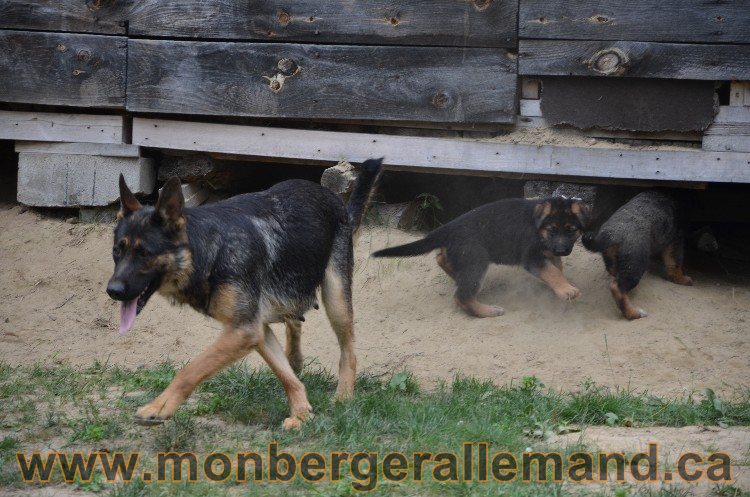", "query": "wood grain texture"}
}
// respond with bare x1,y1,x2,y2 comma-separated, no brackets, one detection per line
519,0,750,43
0,110,124,143
132,117,750,183
0,30,126,108
0,0,128,34
127,40,517,123
128,0,517,47
519,40,750,80
703,106,750,152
